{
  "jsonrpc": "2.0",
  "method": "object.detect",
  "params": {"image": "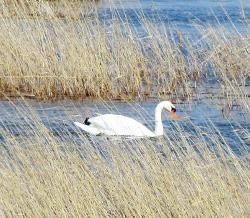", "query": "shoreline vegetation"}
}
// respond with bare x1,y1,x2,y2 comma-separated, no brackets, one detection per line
0,0,249,101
